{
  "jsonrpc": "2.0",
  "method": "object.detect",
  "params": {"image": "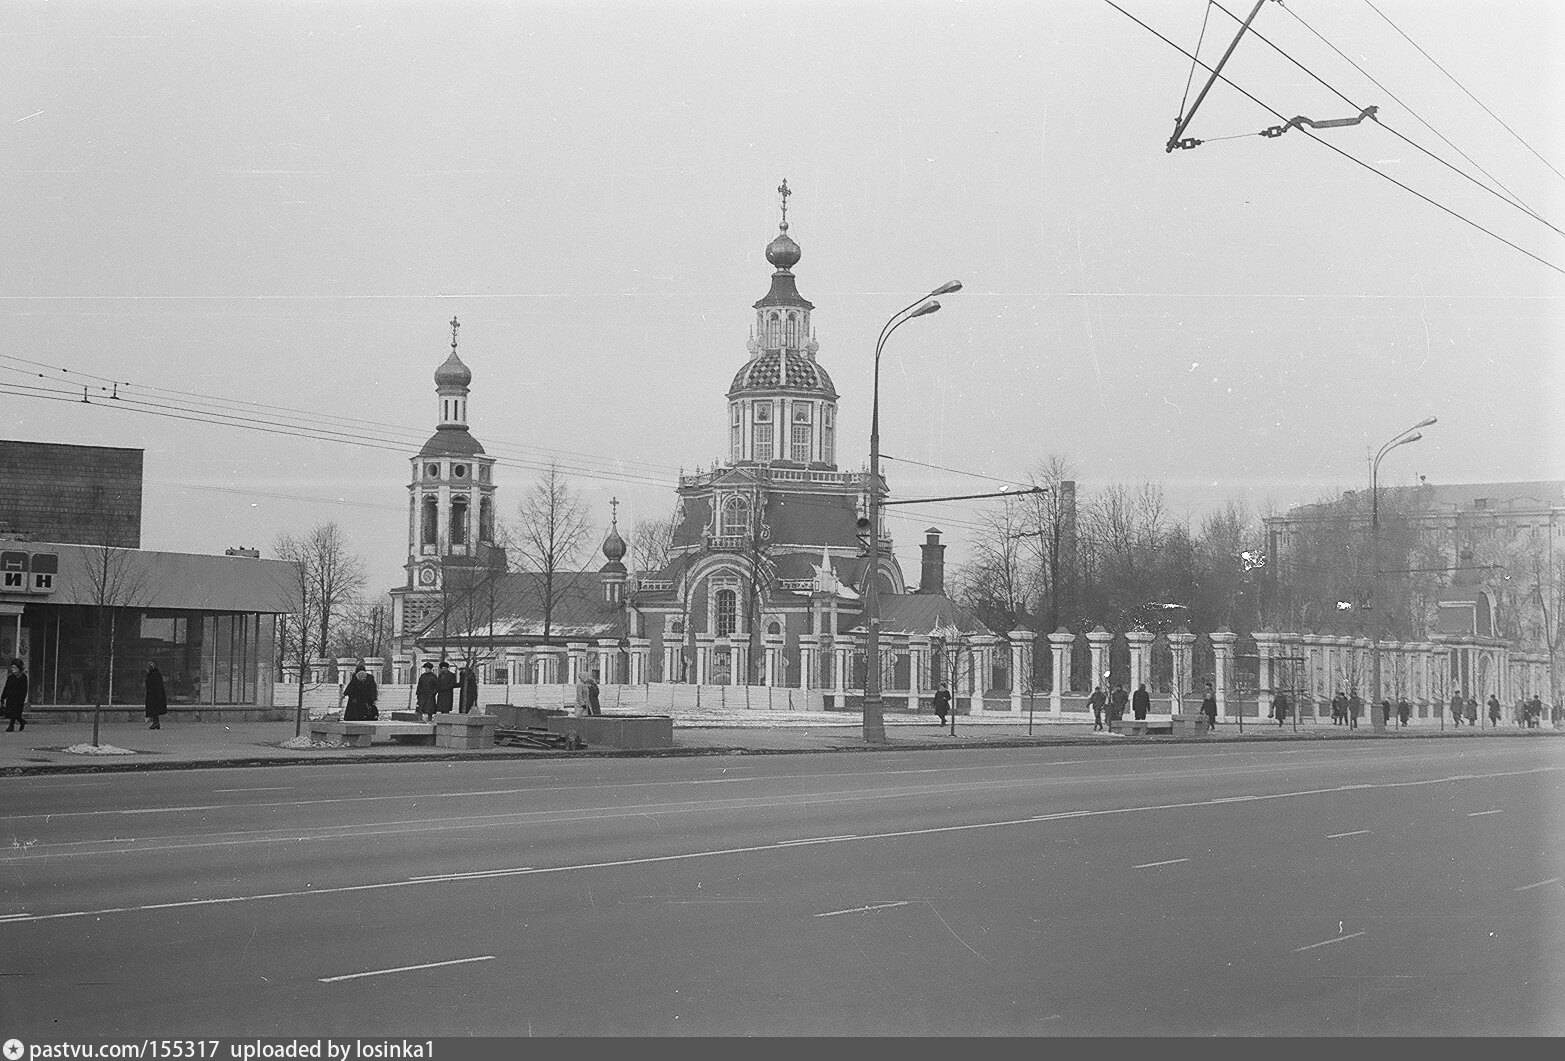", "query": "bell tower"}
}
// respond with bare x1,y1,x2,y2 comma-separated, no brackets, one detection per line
391,318,502,647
